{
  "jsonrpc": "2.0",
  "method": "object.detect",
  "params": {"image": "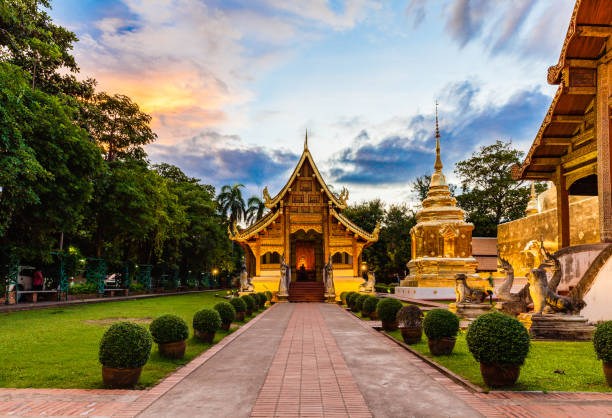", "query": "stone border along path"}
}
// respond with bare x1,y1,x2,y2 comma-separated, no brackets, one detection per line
2,302,612,417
